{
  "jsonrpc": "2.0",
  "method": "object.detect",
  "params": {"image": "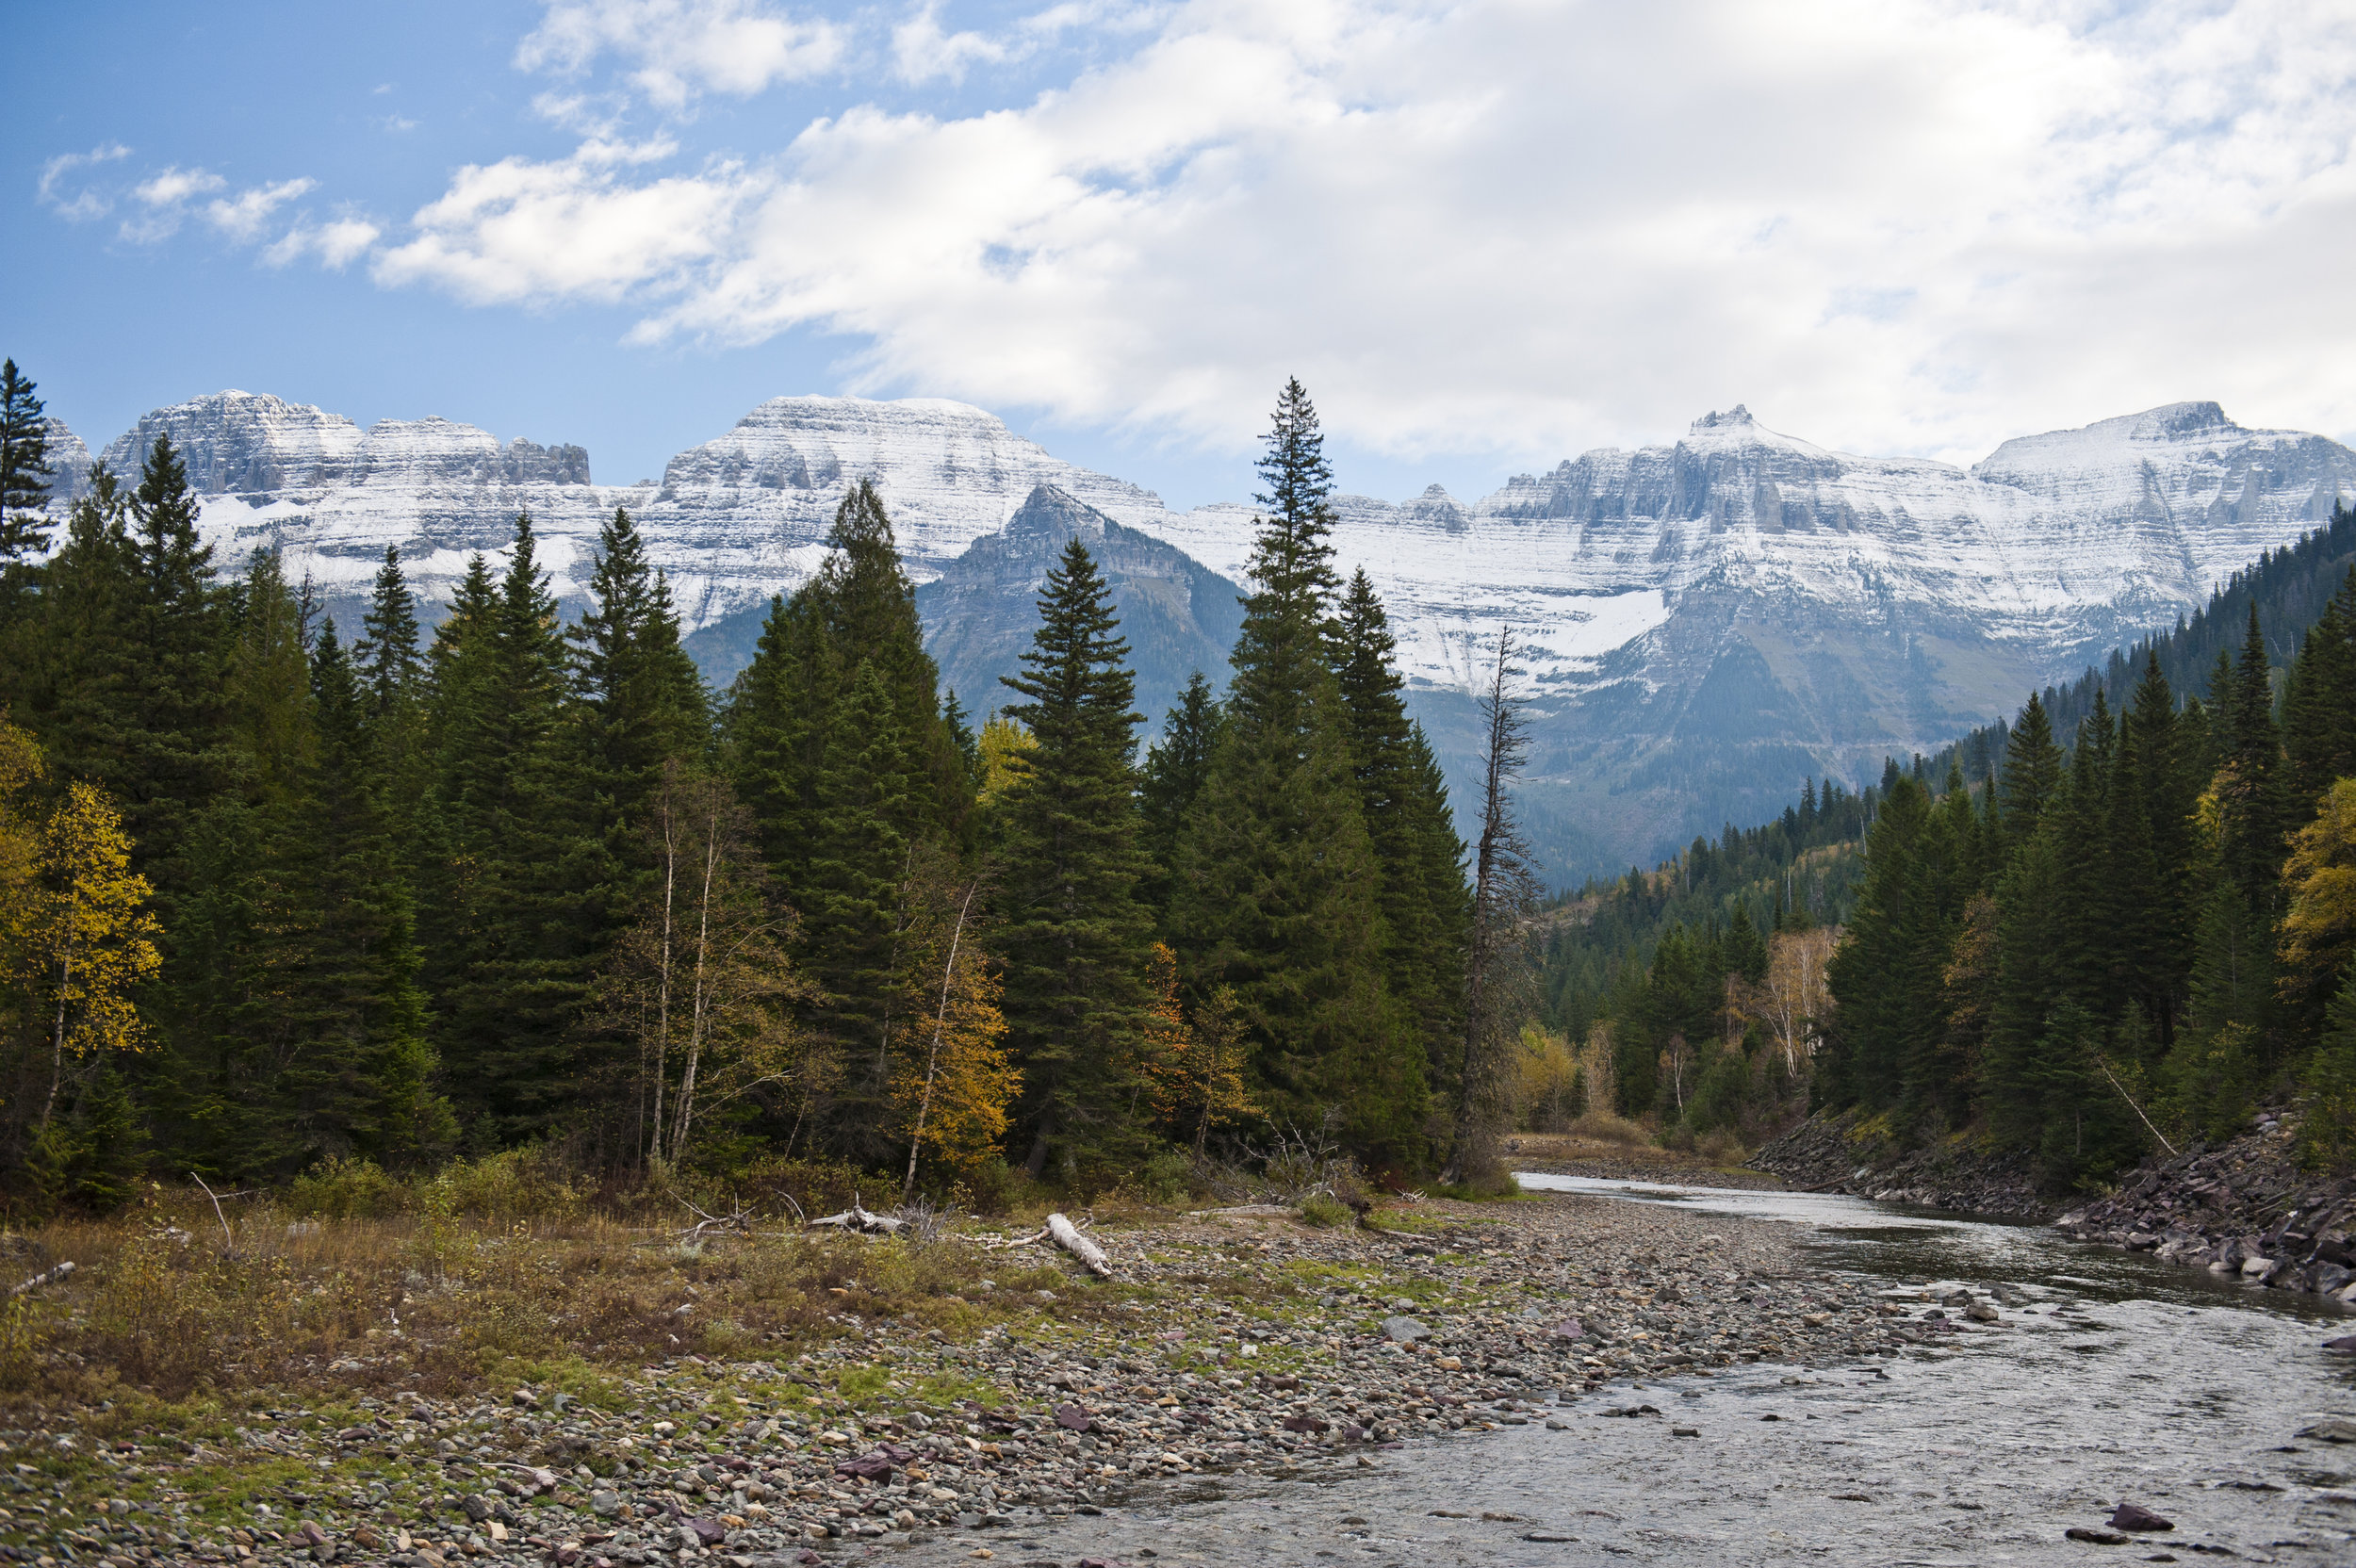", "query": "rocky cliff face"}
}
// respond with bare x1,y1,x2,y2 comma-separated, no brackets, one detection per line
38,389,2356,879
